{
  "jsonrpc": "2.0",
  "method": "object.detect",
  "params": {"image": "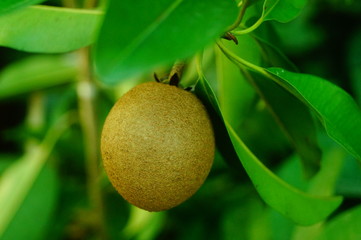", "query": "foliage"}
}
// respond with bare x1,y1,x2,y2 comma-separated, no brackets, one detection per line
0,0,360,239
